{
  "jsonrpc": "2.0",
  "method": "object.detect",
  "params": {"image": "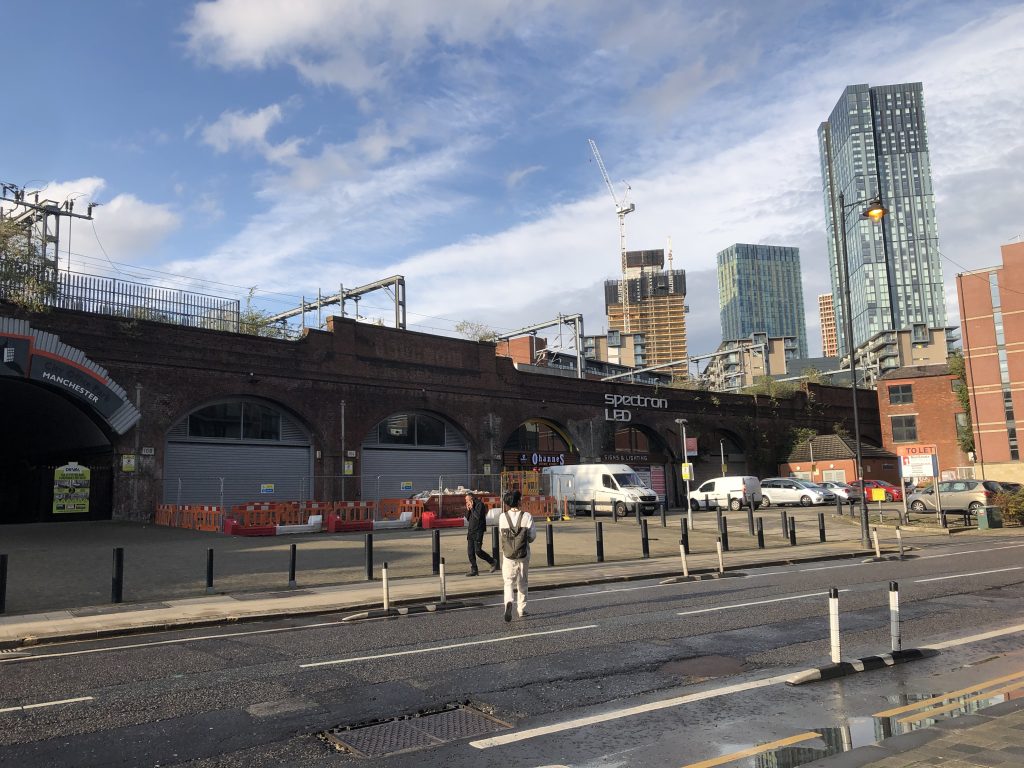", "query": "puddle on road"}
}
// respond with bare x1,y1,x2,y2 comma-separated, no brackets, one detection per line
698,687,1024,767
